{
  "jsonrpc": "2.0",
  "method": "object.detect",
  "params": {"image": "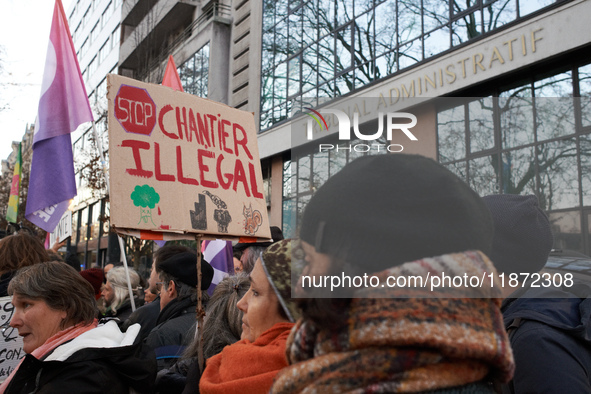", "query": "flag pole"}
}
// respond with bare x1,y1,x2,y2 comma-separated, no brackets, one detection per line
91,121,136,312
195,233,205,373
118,235,136,311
